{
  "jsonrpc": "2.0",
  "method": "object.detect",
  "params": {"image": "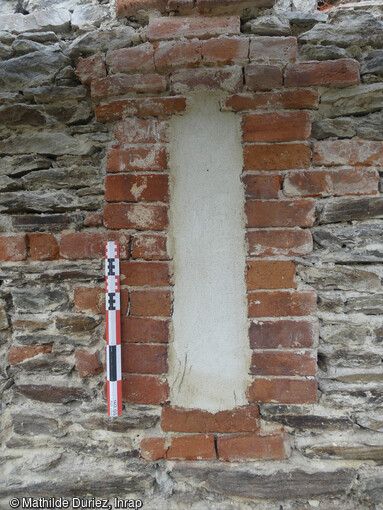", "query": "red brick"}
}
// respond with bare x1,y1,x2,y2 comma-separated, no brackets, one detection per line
247,229,313,257
109,43,155,74
9,345,52,365
244,143,311,171
284,168,379,198
247,377,318,404
248,290,317,317
245,64,282,91
167,0,194,13
28,233,59,261
217,430,290,462
202,37,249,65
246,200,315,228
313,141,383,167
84,213,103,227
120,261,170,286
74,287,104,314
75,55,106,85
161,405,260,433
131,234,168,260
243,173,282,199
106,145,168,173
285,59,360,88
0,235,27,261
121,317,169,343
140,437,167,461
91,74,167,99
147,15,240,41
103,203,168,230
246,260,296,290
129,289,172,316
60,233,130,259
122,374,169,404
249,319,317,349
250,36,297,63
95,97,187,122
115,118,168,144
224,90,319,111
122,343,168,374
251,351,317,376
121,289,130,315
155,40,202,72
170,66,243,94
166,434,216,460
242,111,311,143
117,0,167,17
197,0,275,13
75,349,103,378
105,174,169,203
